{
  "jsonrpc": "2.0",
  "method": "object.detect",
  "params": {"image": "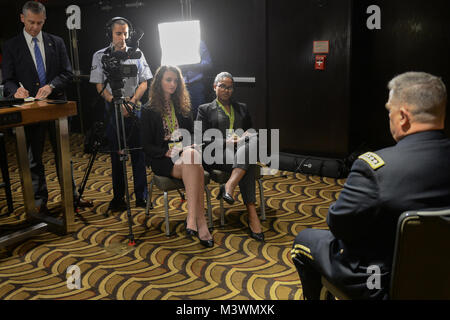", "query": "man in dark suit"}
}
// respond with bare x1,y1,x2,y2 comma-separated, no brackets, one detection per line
291,71,450,299
1,1,92,212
